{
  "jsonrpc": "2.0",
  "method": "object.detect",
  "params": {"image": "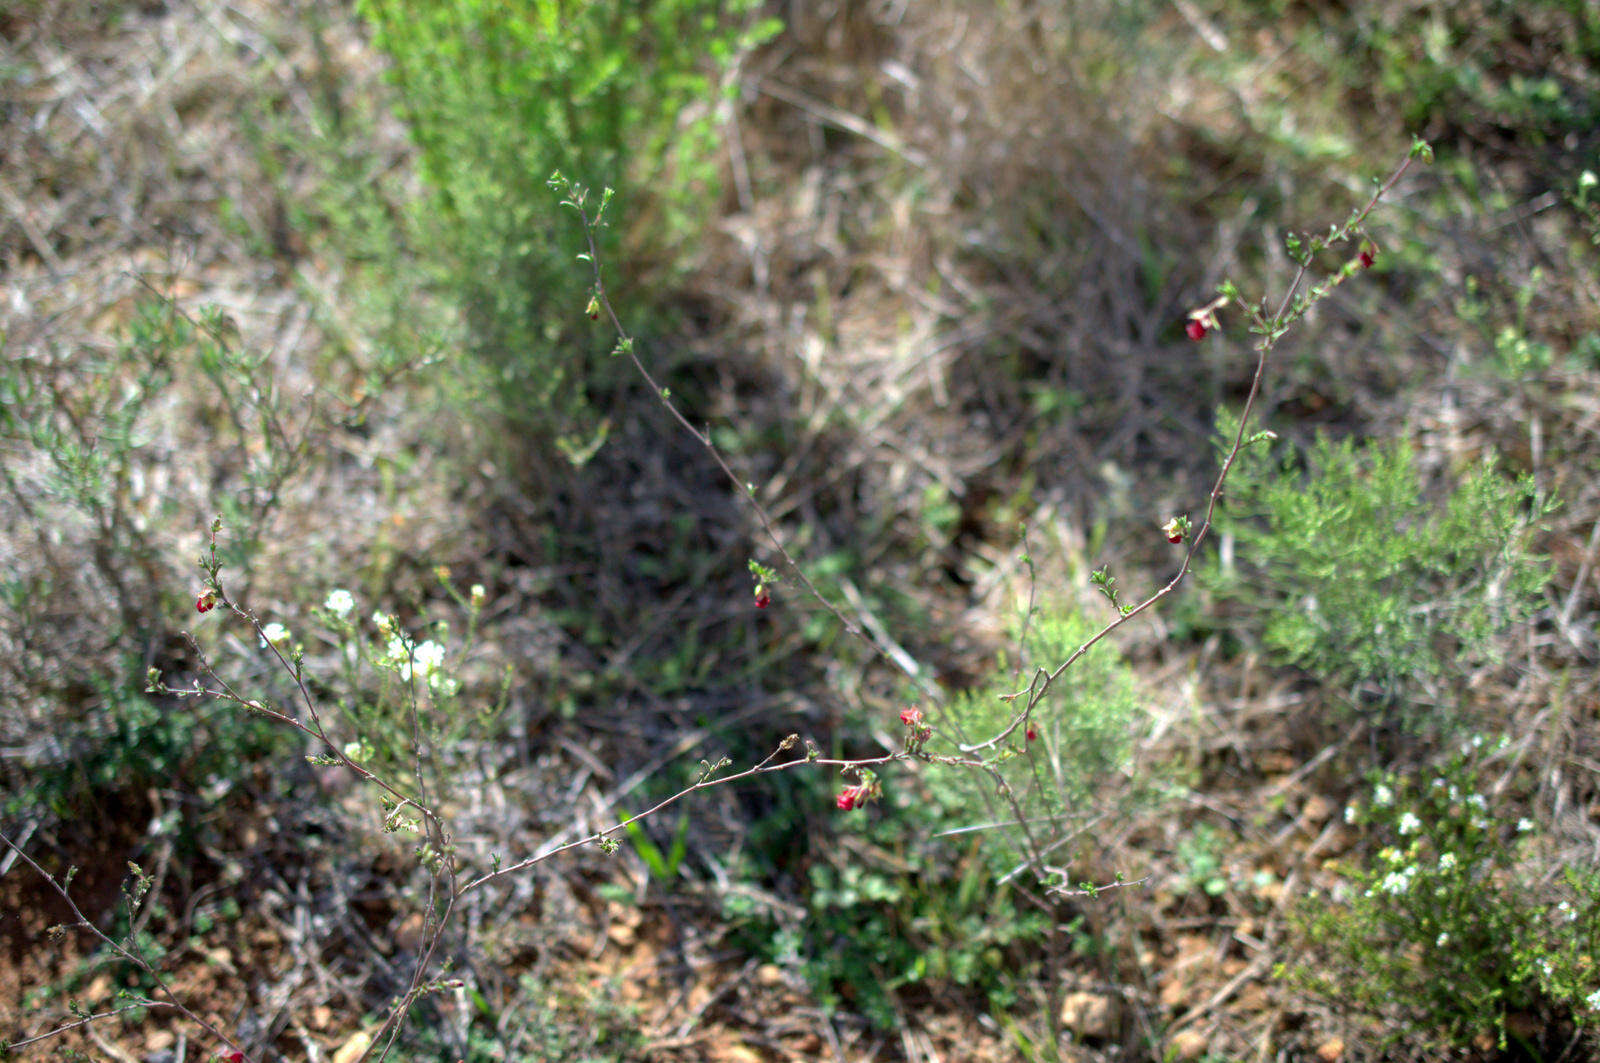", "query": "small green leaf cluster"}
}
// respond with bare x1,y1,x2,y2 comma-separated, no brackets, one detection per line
382,972,641,1063
1290,742,1600,1053
1209,412,1551,727
926,605,1154,873
720,774,1051,1033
